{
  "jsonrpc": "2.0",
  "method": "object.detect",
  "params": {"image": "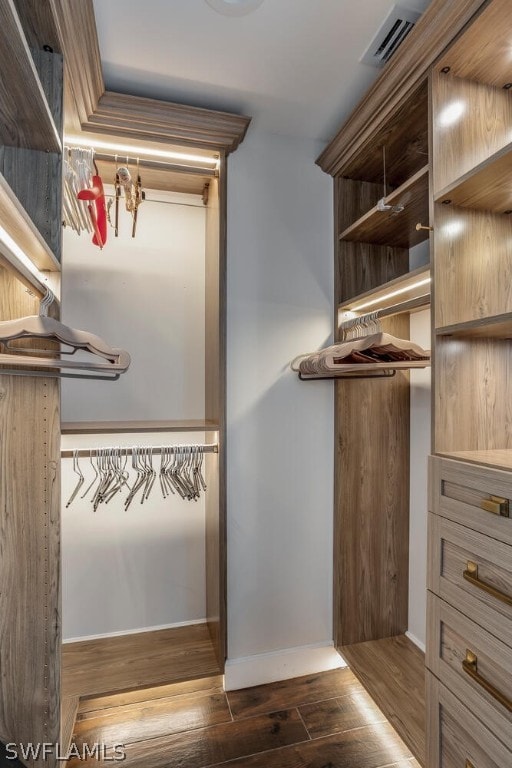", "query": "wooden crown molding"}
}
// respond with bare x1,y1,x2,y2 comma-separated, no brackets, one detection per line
316,0,489,177
52,0,250,155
